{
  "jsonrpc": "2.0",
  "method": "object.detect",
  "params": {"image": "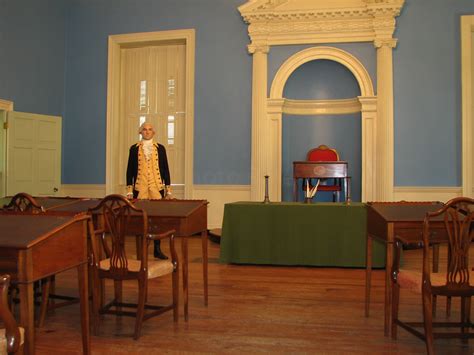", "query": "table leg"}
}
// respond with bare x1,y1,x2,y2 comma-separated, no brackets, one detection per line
182,237,189,321
201,229,208,306
77,263,90,354
19,283,35,355
384,224,394,337
365,235,373,317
